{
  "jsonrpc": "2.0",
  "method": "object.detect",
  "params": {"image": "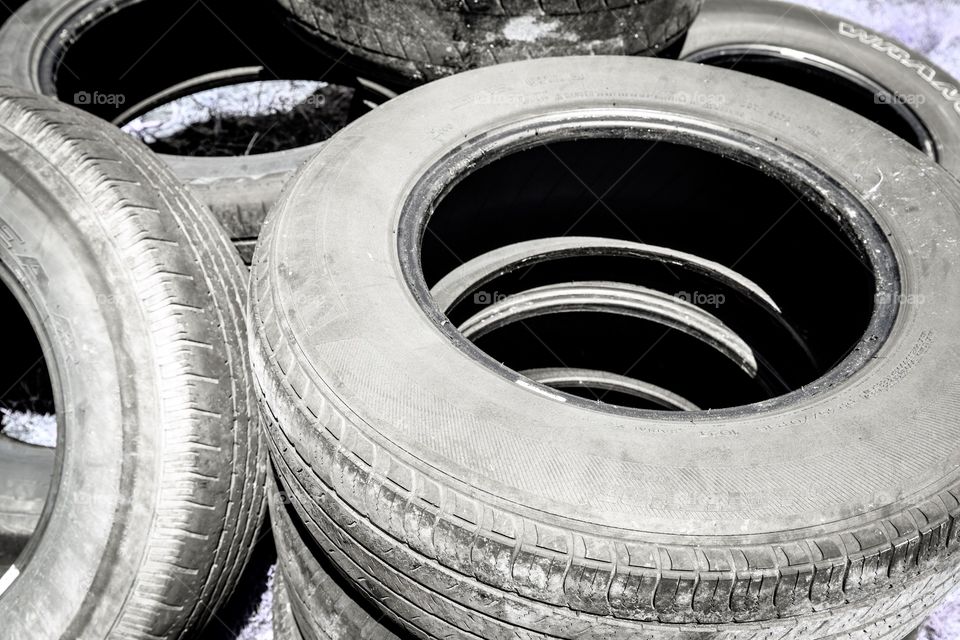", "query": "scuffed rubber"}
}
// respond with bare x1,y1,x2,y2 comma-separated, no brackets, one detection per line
251,57,960,638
